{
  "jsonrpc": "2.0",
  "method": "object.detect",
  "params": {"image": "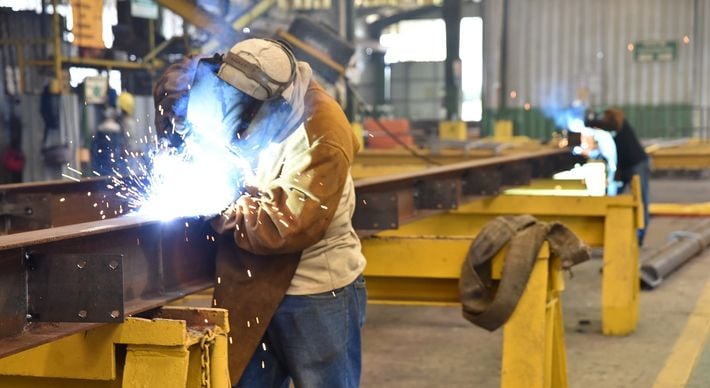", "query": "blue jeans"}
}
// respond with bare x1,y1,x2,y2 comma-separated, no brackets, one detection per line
620,159,650,246
236,275,367,388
